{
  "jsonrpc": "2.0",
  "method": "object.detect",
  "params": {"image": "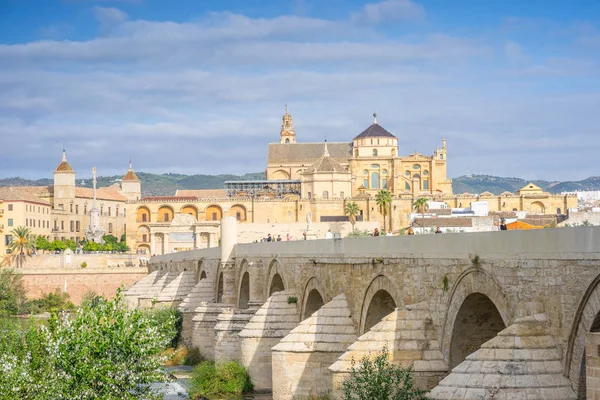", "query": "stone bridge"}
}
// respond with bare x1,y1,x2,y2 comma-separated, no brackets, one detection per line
125,217,600,399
